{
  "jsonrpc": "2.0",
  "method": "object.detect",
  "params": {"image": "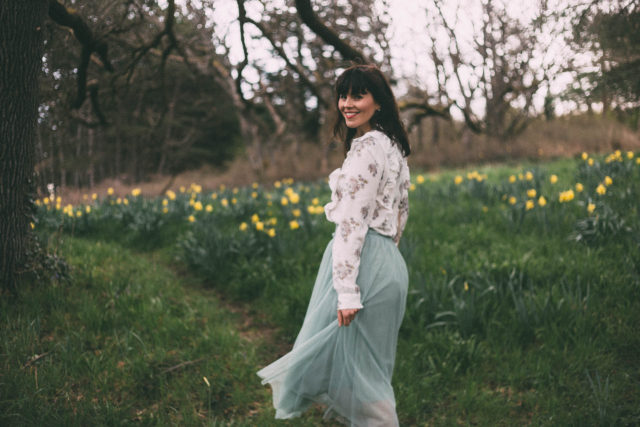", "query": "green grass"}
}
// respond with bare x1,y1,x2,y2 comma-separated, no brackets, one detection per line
5,153,640,425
